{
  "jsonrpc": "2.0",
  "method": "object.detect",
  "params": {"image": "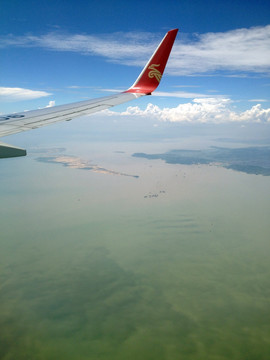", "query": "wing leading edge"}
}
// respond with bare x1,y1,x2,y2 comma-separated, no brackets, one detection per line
0,29,178,158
